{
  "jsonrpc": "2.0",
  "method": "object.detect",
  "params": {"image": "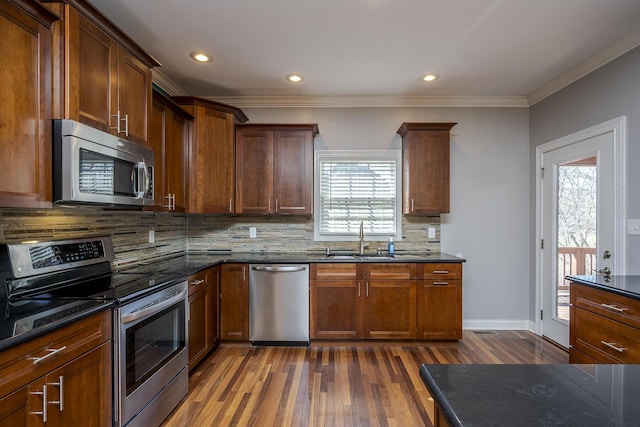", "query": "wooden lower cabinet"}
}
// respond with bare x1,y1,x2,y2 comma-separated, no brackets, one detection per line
310,263,417,340
220,264,249,341
0,310,112,426
187,267,220,370
416,263,463,340
570,282,640,363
